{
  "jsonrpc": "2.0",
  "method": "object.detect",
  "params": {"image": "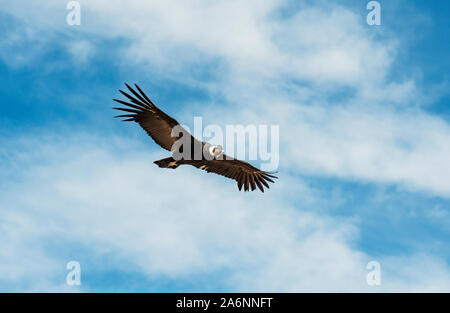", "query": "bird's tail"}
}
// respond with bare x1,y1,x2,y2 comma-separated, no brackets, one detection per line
154,157,179,169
